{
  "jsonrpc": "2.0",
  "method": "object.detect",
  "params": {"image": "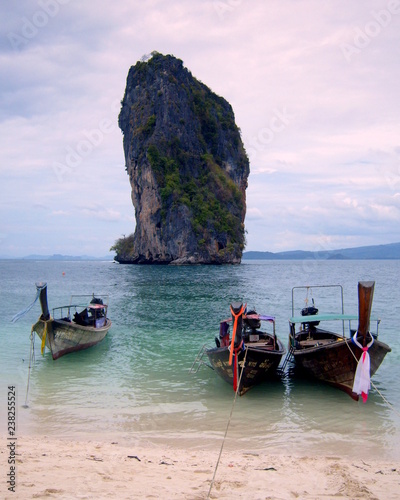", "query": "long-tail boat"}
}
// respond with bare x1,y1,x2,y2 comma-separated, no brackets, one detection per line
200,302,286,396
287,281,391,401
27,282,111,360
